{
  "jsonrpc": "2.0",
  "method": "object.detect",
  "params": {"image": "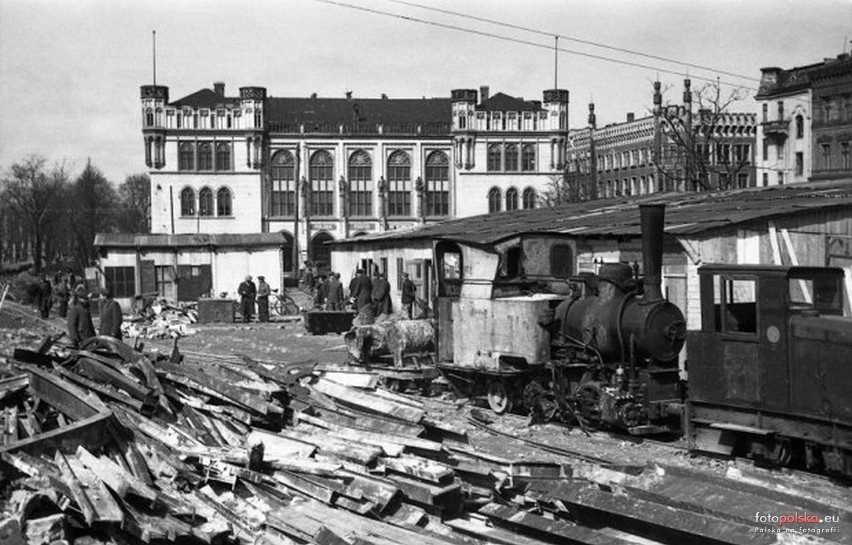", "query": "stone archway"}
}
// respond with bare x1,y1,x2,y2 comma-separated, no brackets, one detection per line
310,231,334,276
